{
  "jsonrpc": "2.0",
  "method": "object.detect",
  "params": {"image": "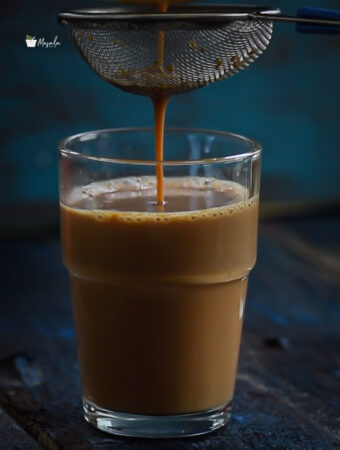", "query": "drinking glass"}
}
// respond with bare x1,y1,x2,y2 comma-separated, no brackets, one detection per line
59,128,261,438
